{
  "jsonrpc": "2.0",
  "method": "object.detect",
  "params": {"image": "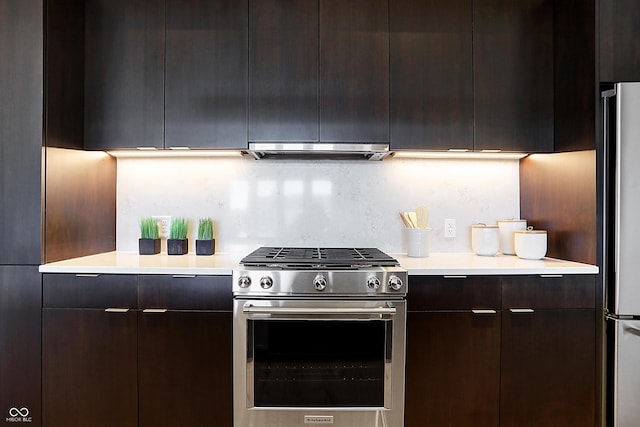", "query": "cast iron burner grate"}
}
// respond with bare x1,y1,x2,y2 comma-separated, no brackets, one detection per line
240,247,399,269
